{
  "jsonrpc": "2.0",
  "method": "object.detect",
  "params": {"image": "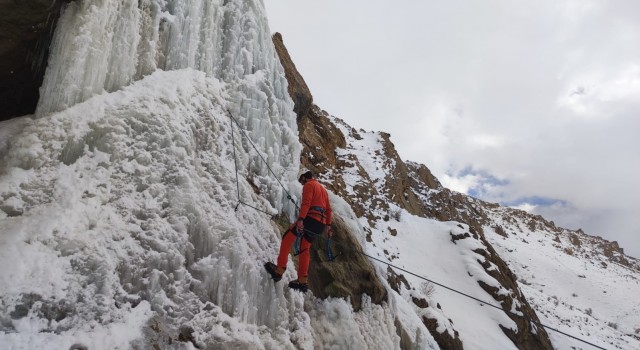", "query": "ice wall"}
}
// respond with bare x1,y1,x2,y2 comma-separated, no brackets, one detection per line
2,0,315,347
37,0,292,131
38,0,296,208
1,69,301,348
